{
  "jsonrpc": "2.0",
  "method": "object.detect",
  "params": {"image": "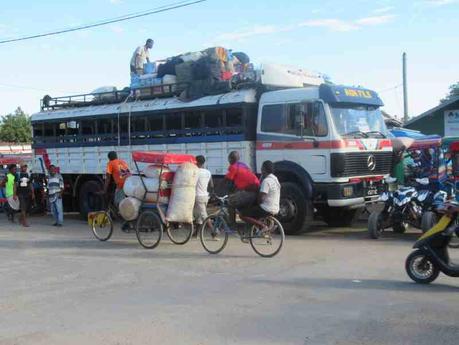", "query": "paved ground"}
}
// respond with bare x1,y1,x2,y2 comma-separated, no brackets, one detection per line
0,214,458,345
